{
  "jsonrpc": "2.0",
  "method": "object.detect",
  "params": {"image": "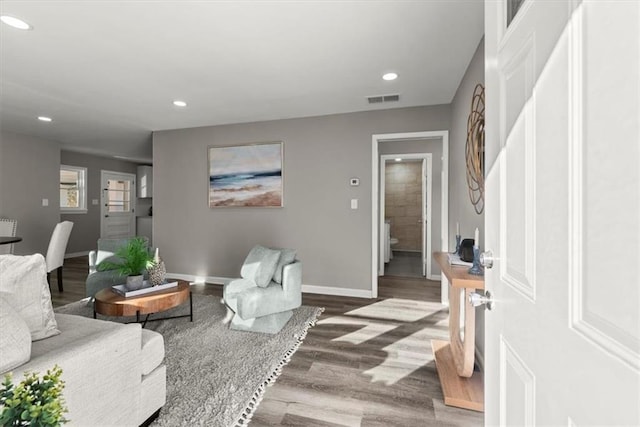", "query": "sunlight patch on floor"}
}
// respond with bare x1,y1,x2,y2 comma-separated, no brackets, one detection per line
317,316,398,345
345,298,445,322
363,327,435,385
